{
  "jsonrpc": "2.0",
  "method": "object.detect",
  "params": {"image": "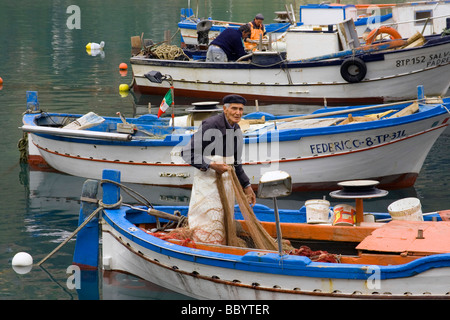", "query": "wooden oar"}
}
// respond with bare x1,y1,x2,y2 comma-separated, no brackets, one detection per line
280,99,420,122
123,204,183,222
